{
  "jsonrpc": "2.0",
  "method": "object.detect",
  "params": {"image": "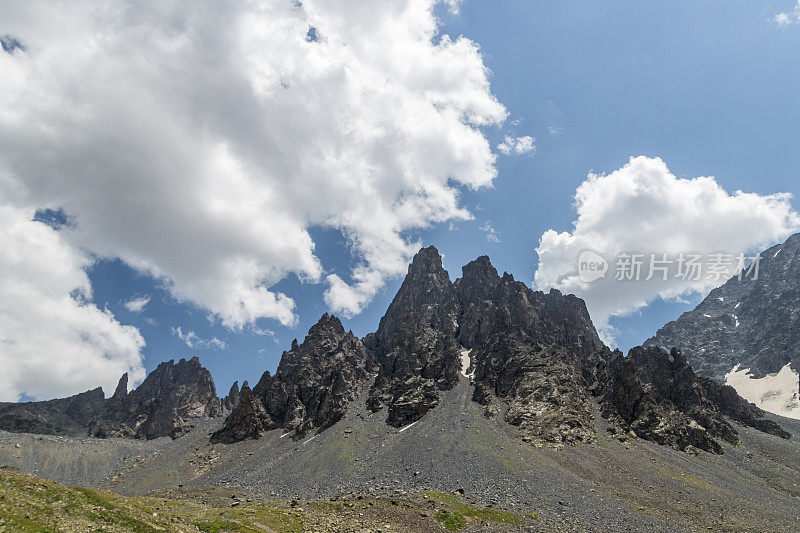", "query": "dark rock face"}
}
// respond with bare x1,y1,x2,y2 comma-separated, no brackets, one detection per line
455,256,607,445
93,357,221,439
211,313,372,442
362,248,789,452
222,381,240,412
209,382,271,443
111,373,128,400
366,246,462,427
0,388,106,436
0,357,223,440
645,232,800,385
597,347,789,453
